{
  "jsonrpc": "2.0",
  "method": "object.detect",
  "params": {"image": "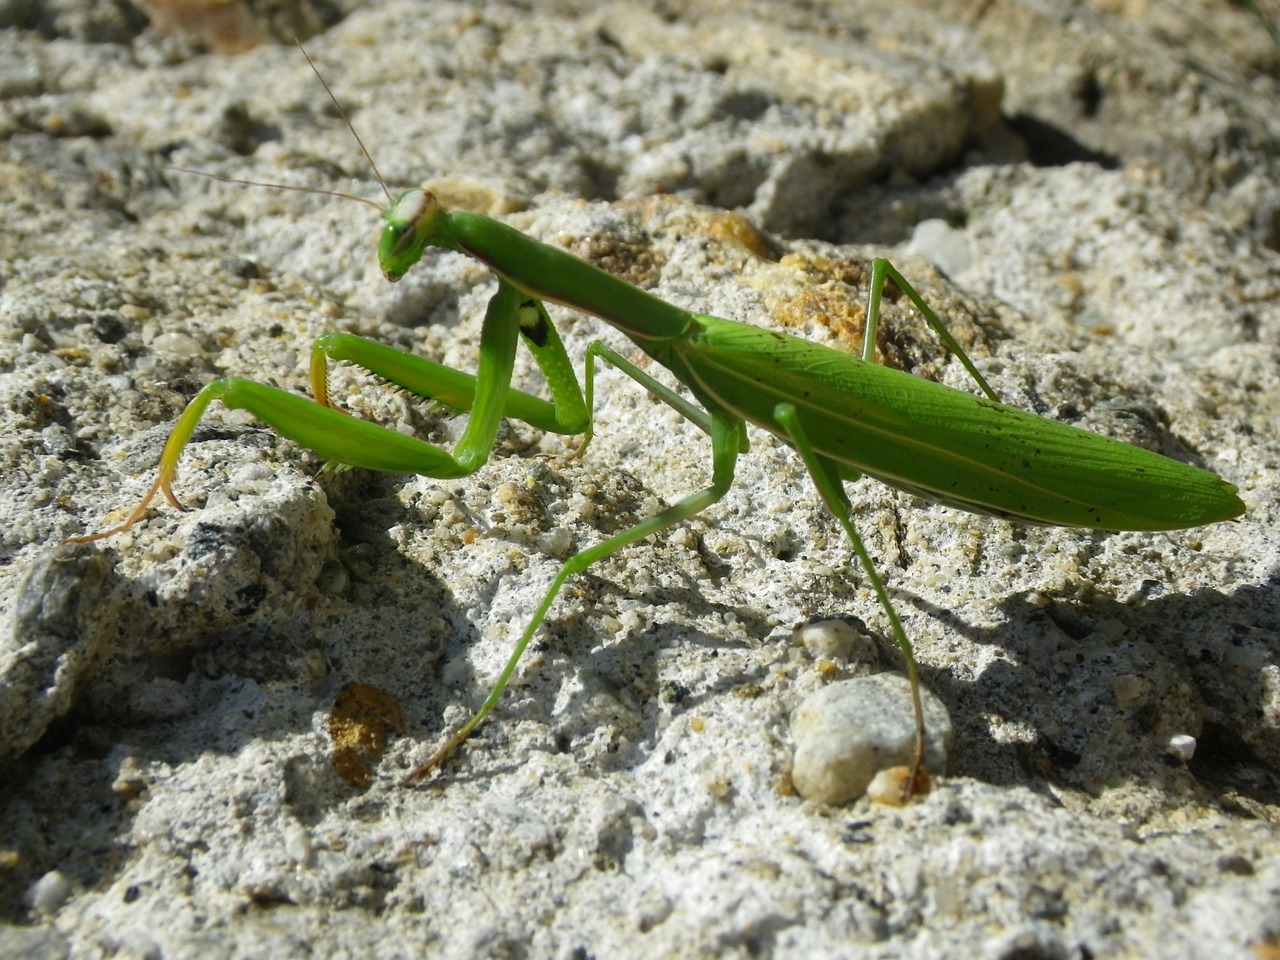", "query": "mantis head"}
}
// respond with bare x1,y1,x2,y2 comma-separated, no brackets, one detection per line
379,187,444,282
